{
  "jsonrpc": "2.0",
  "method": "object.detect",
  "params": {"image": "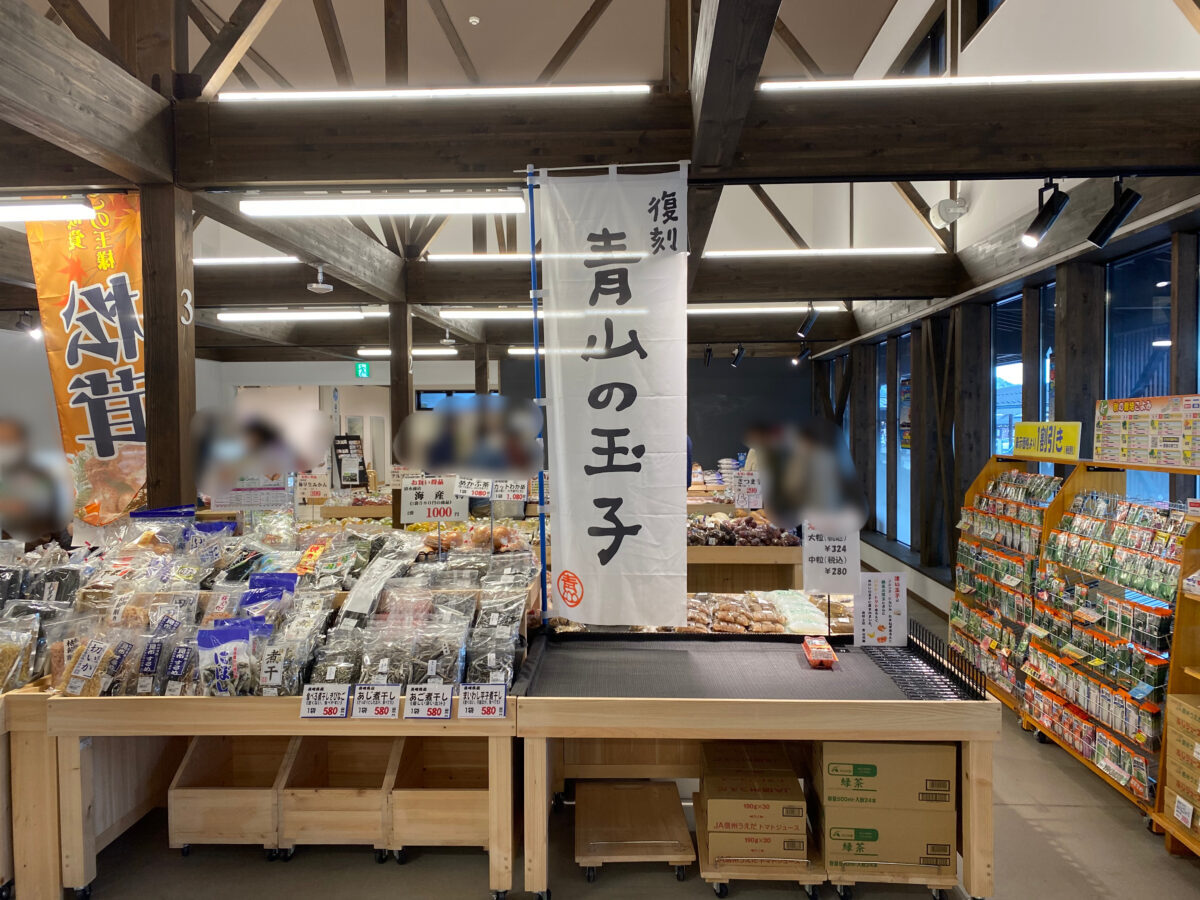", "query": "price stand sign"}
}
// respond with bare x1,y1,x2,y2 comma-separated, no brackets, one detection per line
458,683,507,719
403,683,453,720
732,472,762,509
455,476,493,500
300,683,351,718
493,478,529,503
856,573,908,646
351,684,401,719
802,515,861,596
400,476,468,524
